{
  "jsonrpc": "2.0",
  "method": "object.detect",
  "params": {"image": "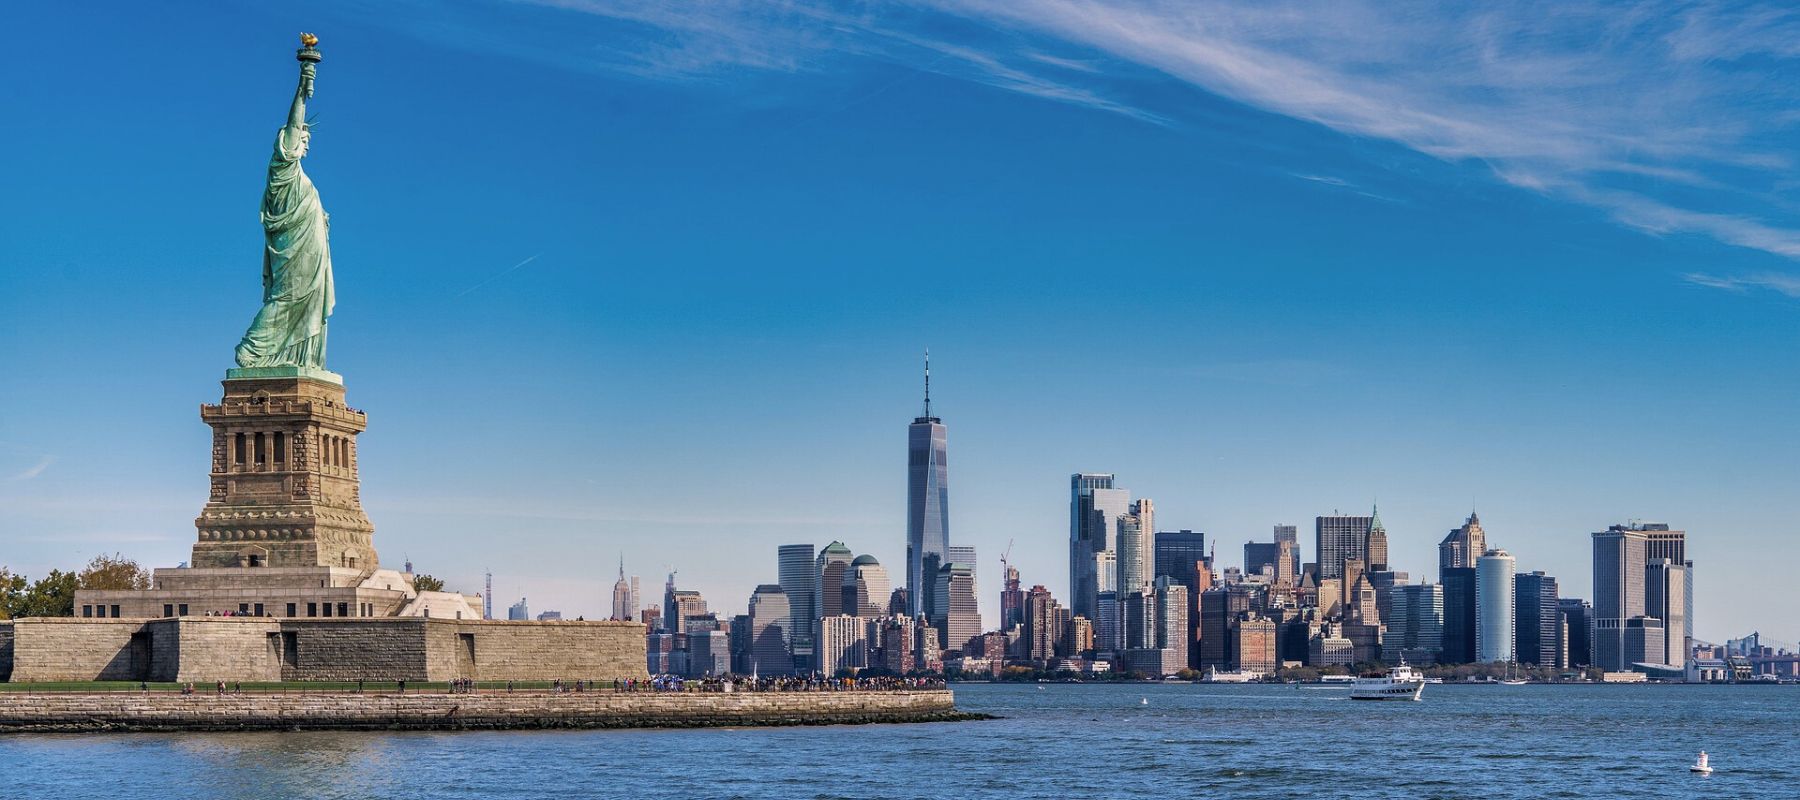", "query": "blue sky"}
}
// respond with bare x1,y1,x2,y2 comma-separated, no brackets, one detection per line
3,2,1798,643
